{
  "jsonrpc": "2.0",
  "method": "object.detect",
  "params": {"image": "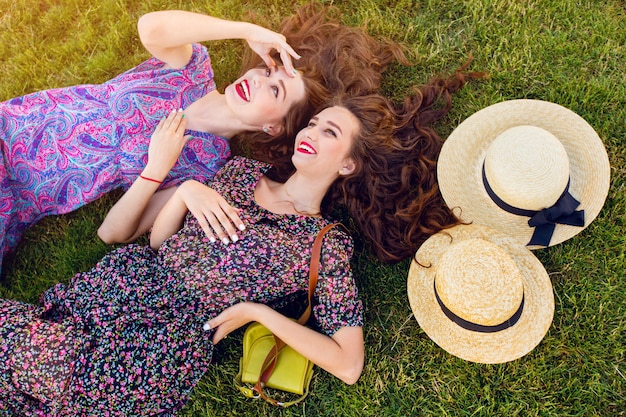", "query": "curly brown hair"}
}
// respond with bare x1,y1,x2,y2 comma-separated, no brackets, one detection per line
230,4,408,181
323,61,486,262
